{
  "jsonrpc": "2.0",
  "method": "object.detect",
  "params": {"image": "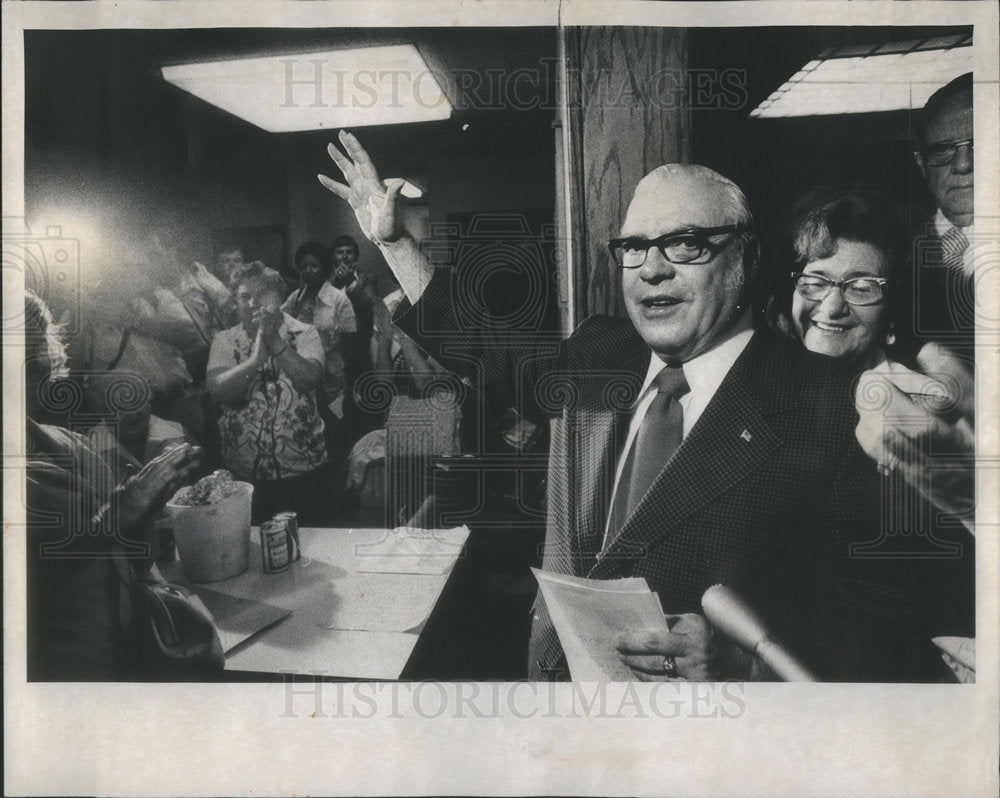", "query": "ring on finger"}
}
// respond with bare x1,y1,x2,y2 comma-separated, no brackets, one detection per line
662,656,678,677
